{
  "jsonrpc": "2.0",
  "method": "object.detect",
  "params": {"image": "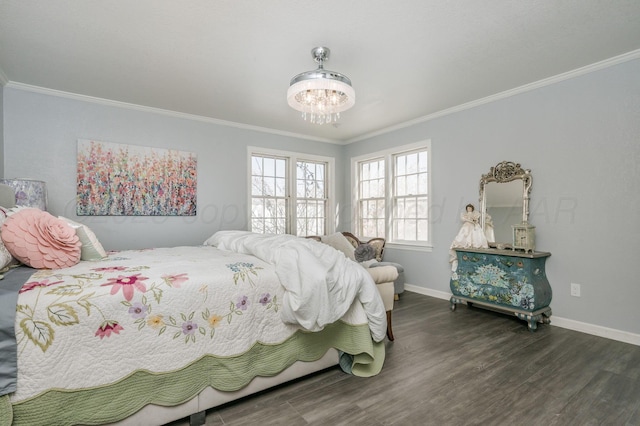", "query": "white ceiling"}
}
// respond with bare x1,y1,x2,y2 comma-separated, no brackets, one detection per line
1,1,640,144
